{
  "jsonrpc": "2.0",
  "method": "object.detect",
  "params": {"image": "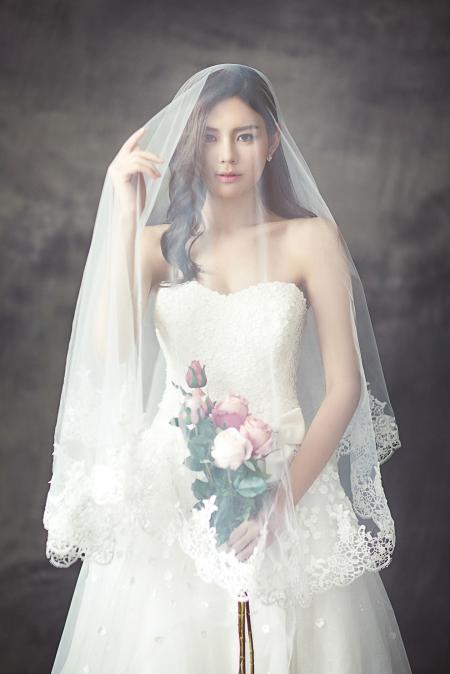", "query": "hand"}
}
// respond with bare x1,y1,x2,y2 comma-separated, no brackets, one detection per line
107,126,165,215
227,483,288,562
227,517,263,562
